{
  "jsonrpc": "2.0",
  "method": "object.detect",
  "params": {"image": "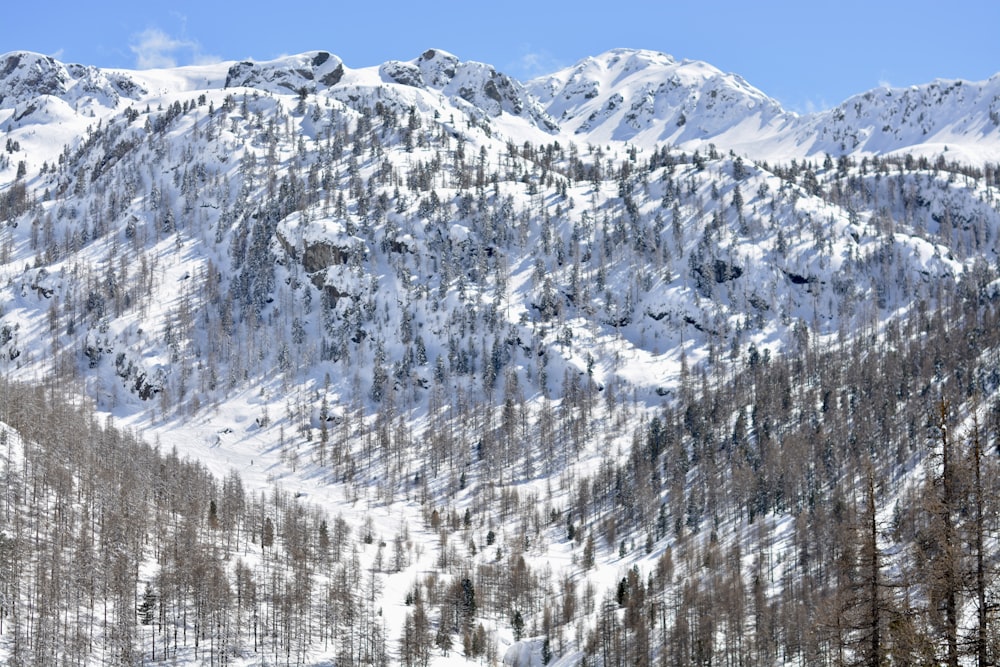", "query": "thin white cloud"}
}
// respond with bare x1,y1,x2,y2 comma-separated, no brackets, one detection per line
802,98,830,115
129,28,198,69
507,47,564,81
